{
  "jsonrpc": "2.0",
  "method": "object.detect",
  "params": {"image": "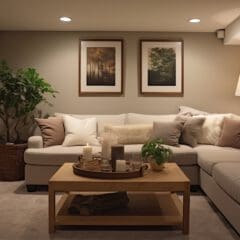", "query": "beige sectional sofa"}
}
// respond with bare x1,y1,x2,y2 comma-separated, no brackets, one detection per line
24,112,240,234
